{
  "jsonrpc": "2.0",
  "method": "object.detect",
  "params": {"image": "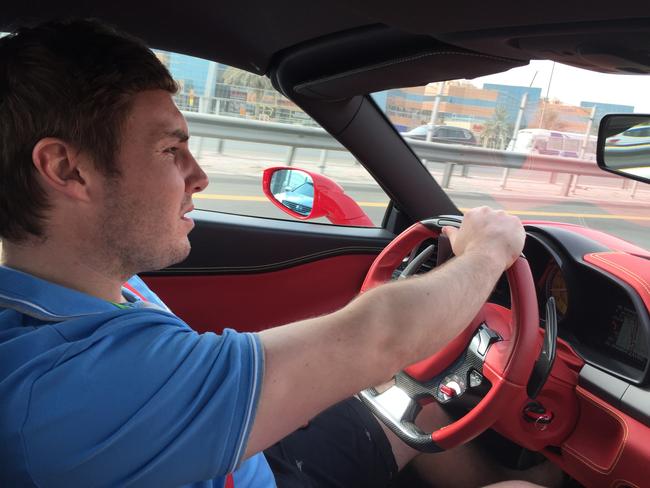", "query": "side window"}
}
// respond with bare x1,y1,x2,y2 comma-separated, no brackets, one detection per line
154,50,389,227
